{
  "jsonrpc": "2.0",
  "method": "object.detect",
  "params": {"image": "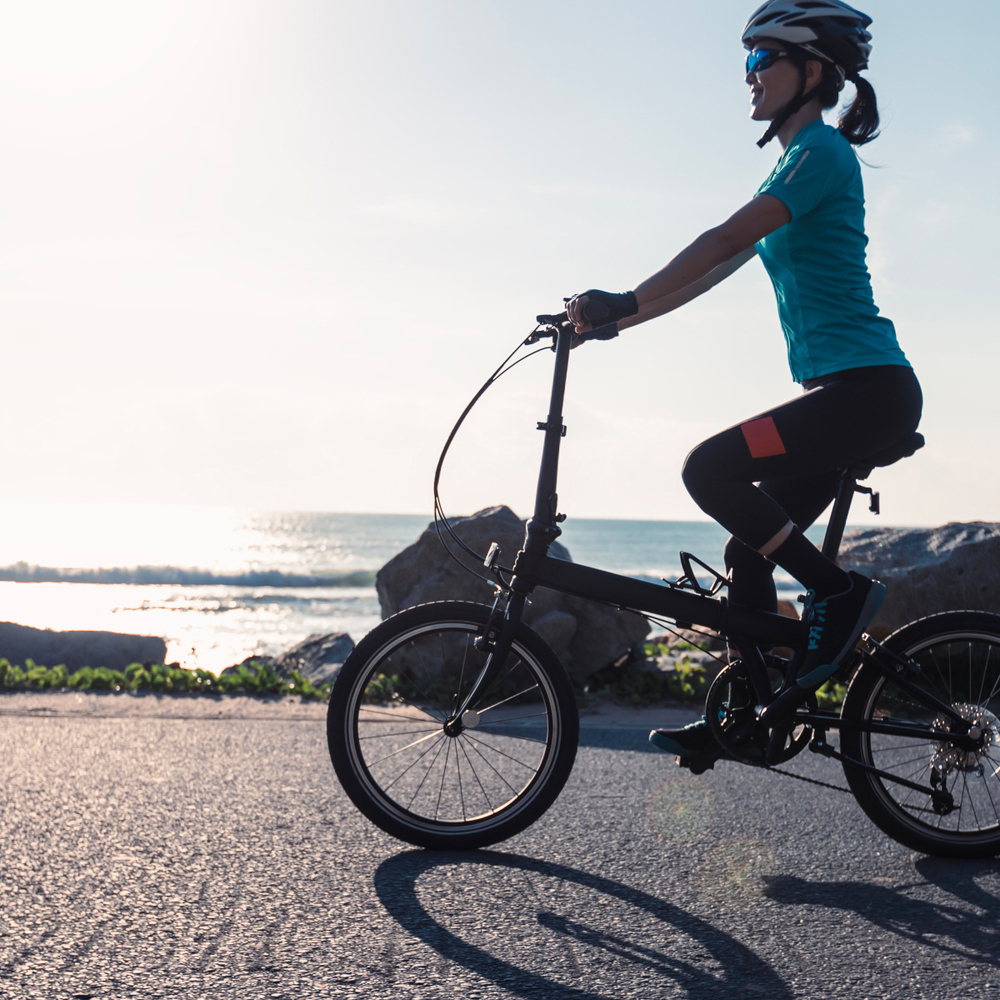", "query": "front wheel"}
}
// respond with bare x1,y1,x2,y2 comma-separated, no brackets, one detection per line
327,601,579,849
841,611,1000,857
